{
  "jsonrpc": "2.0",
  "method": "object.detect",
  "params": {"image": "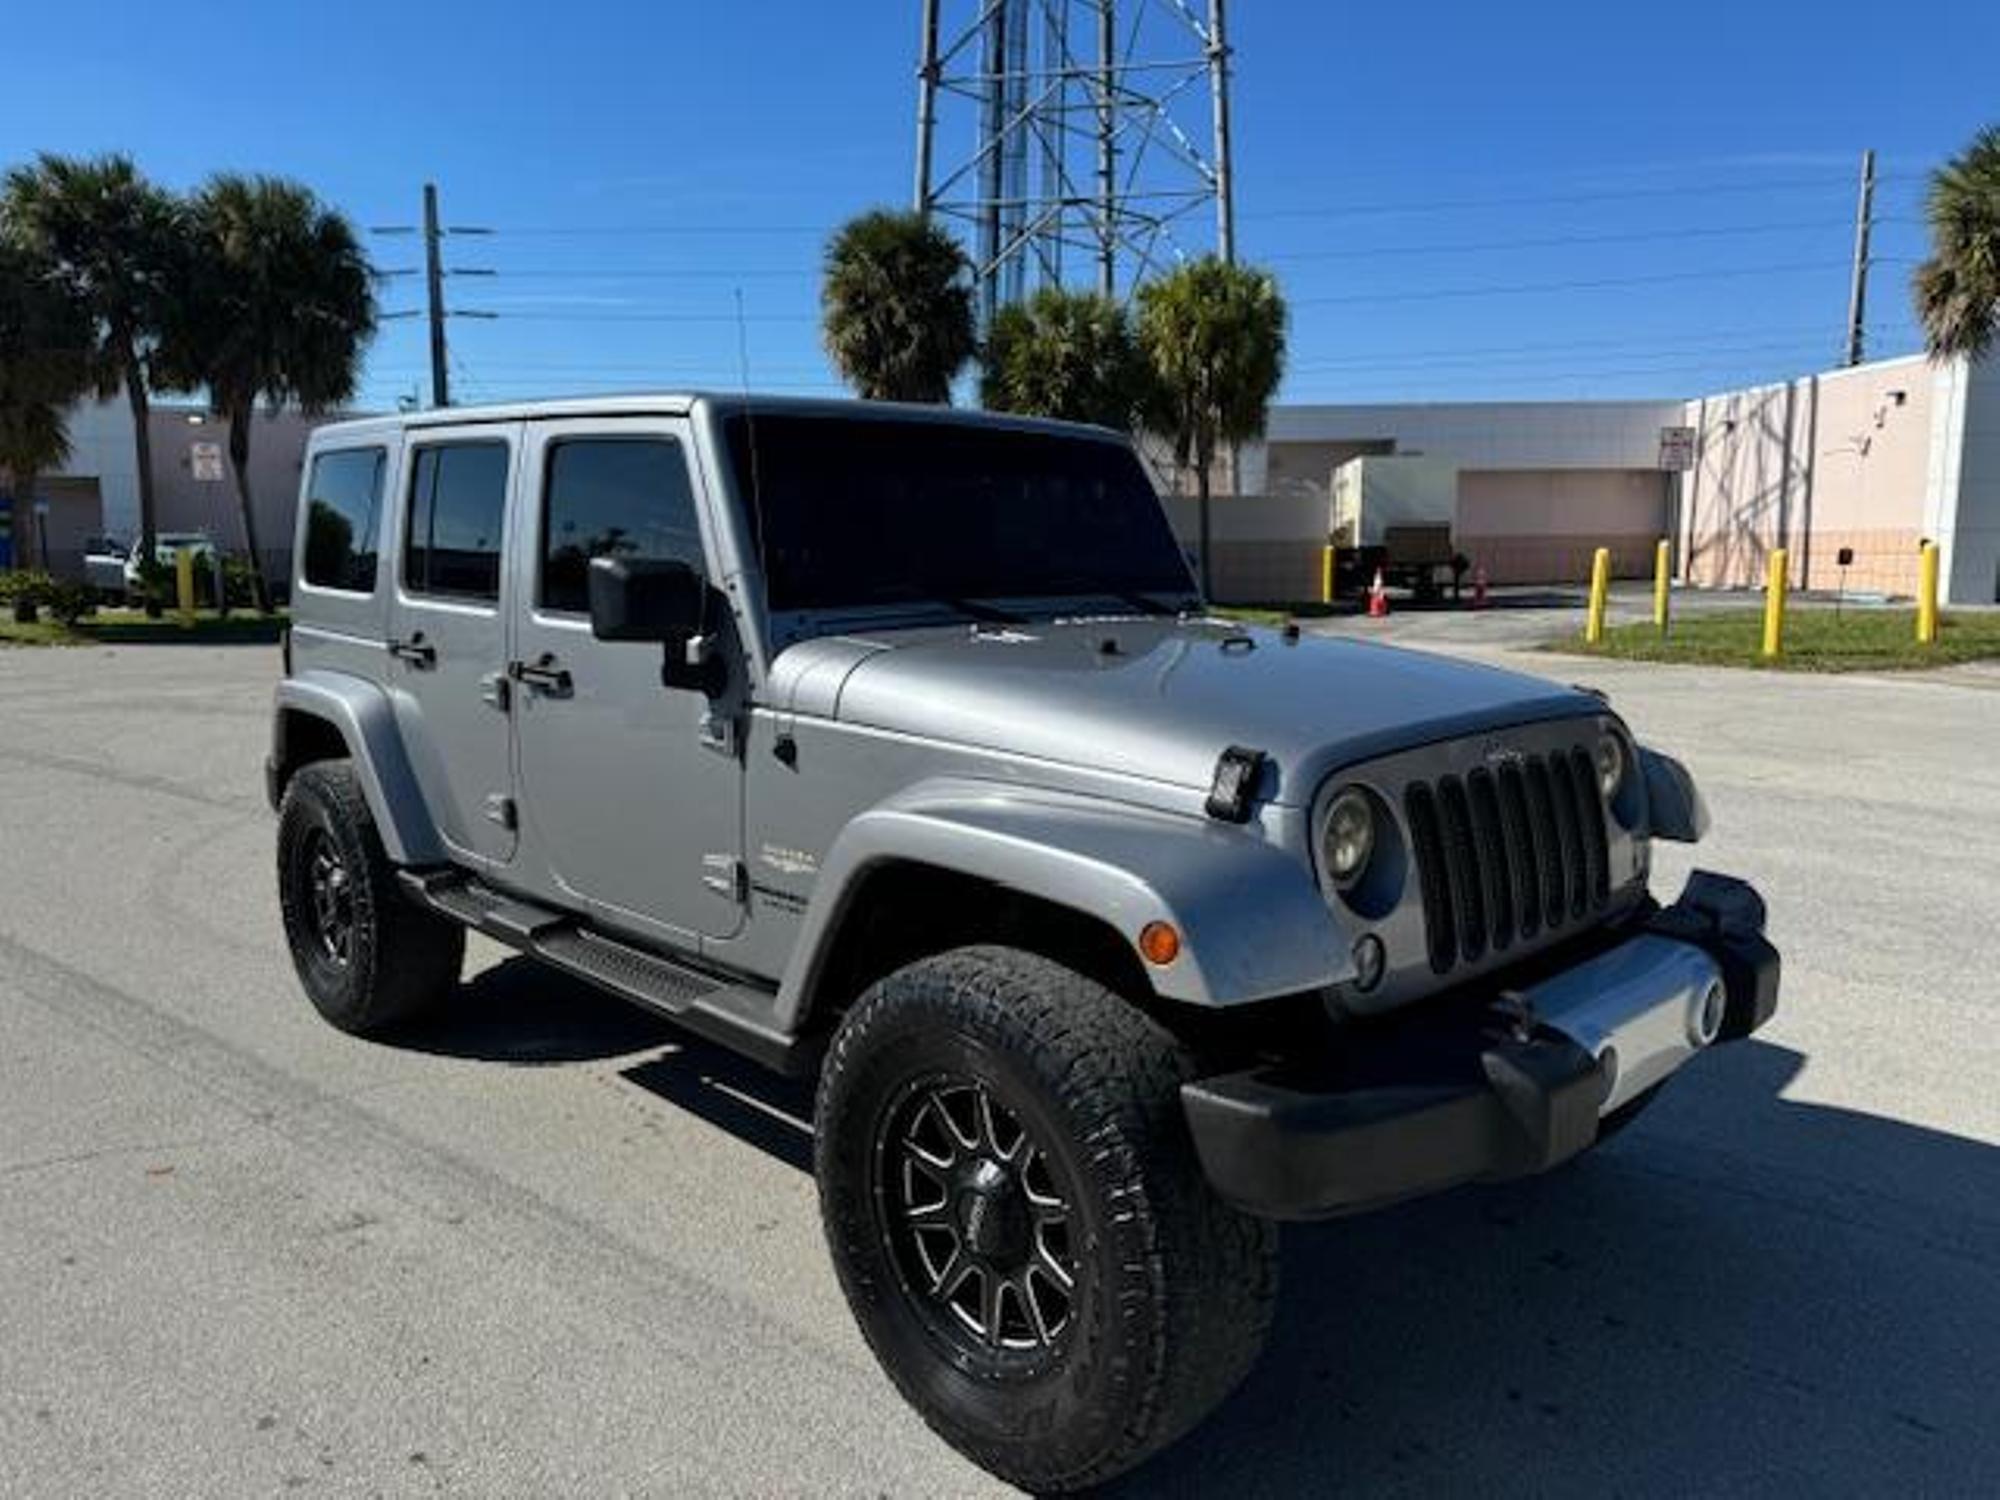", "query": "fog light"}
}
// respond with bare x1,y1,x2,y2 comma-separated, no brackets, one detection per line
1351,933,1386,991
